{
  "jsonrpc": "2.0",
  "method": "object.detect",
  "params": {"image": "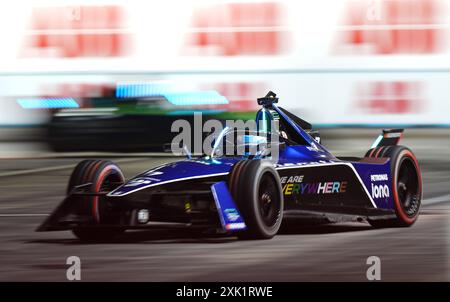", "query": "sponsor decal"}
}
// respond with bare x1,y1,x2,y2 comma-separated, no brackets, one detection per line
353,81,424,115
123,171,164,187
370,174,388,182
224,208,240,222
384,132,402,138
370,174,390,199
225,222,246,230
184,2,289,56
280,173,348,196
123,178,152,187
371,184,390,199
23,6,132,58
276,160,337,169
283,181,347,196
143,171,164,178
336,0,440,55
280,175,304,184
